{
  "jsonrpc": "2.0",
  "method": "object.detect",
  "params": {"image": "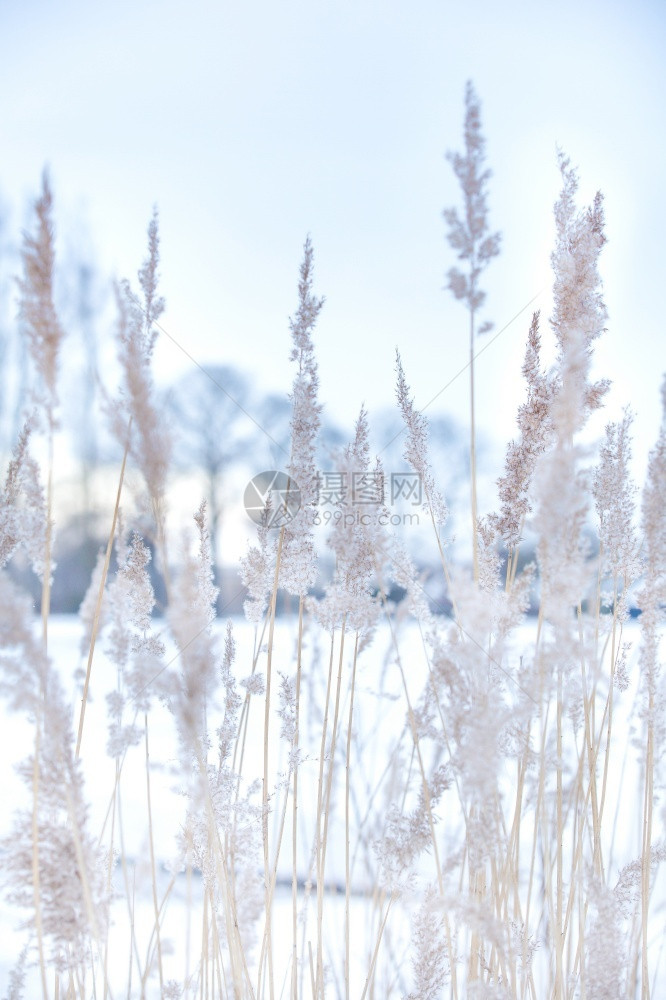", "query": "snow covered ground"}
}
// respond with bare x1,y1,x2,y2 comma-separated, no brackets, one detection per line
0,613,663,997
0,613,416,997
